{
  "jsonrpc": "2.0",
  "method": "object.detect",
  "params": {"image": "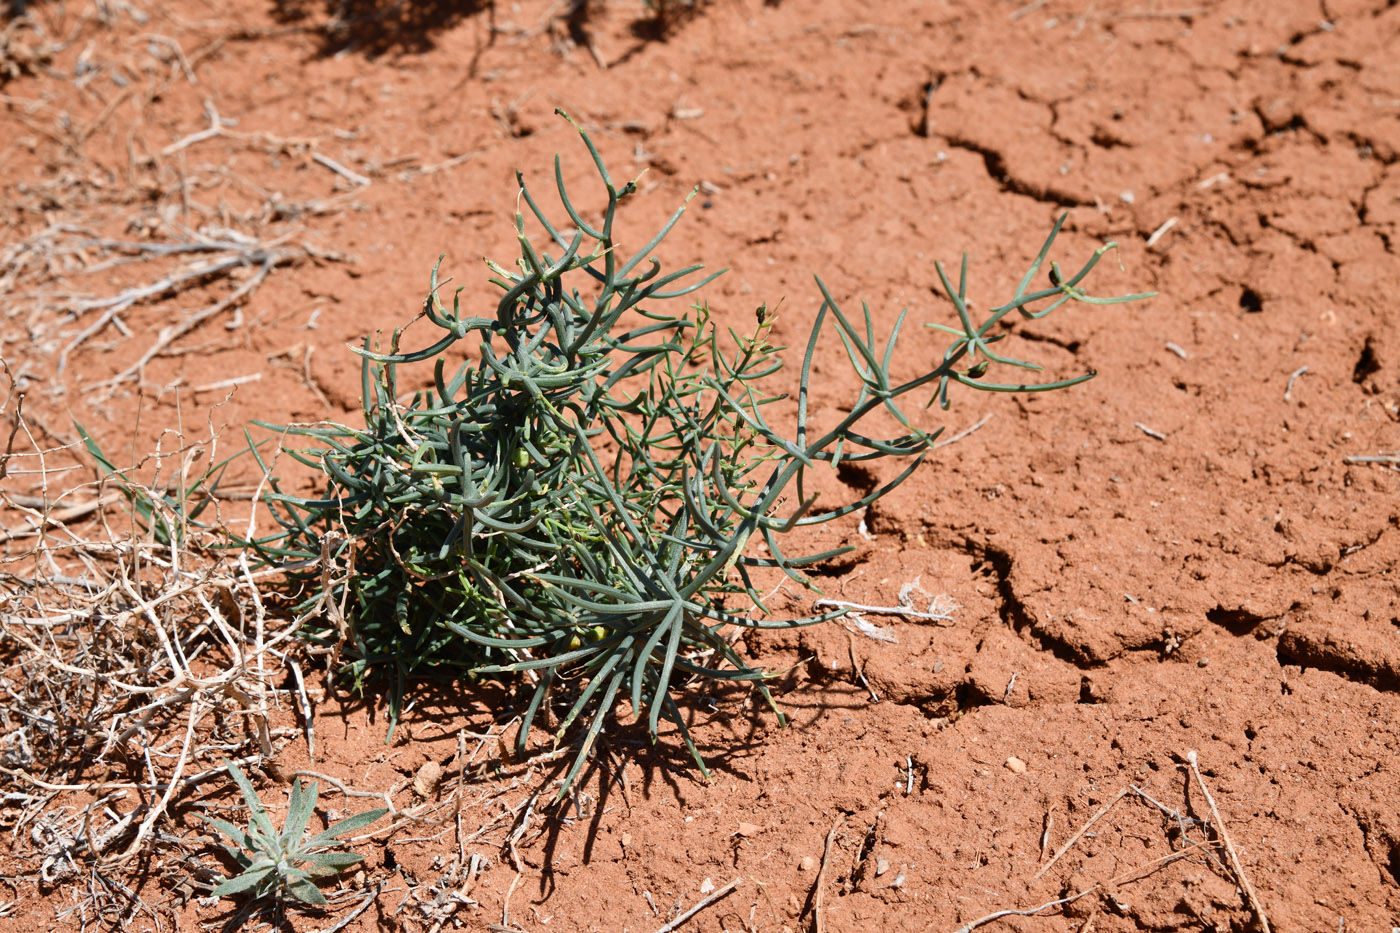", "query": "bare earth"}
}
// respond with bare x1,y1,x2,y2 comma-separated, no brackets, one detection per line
1,0,1398,931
